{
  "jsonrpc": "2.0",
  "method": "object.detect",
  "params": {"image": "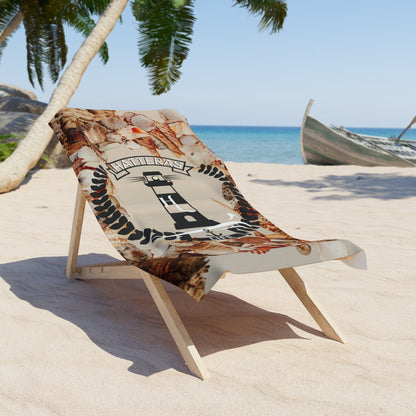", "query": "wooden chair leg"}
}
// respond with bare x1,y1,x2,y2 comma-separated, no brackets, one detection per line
65,184,208,379
278,267,346,343
66,183,86,279
142,273,209,380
